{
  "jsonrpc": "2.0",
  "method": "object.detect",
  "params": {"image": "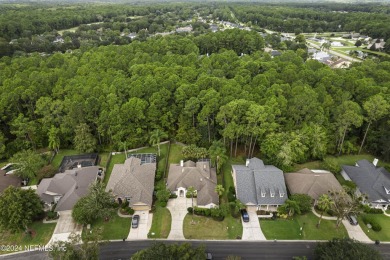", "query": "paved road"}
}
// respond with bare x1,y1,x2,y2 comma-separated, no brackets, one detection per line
2,240,390,260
